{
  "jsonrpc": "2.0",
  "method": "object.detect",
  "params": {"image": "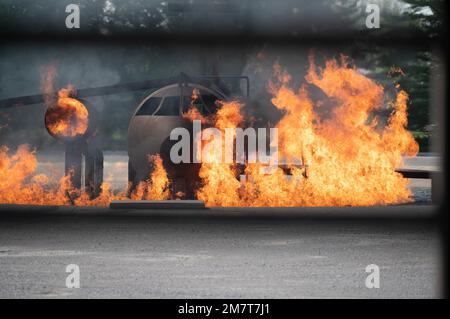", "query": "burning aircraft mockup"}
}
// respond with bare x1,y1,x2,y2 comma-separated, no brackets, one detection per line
0,57,423,207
